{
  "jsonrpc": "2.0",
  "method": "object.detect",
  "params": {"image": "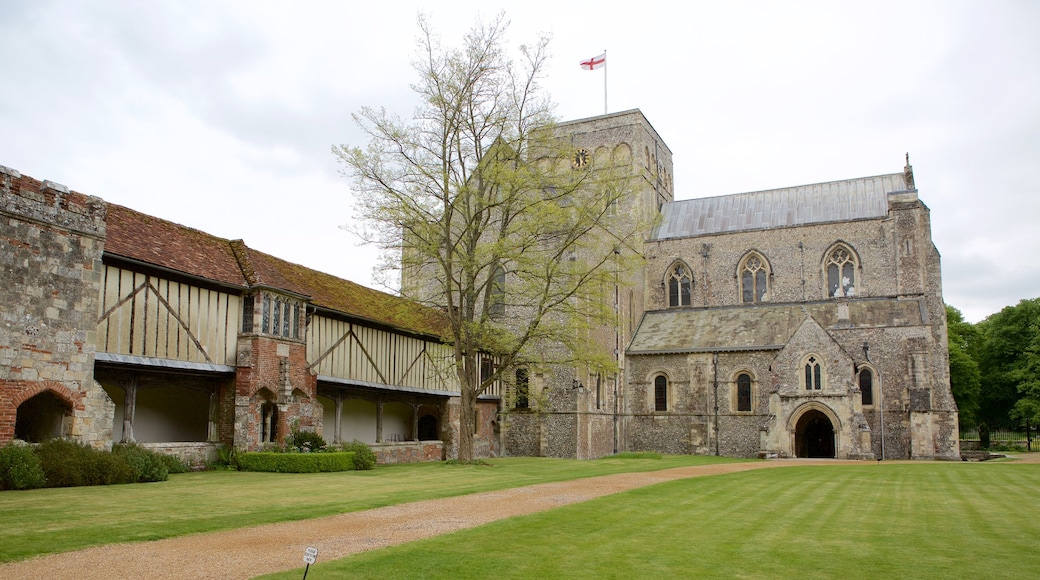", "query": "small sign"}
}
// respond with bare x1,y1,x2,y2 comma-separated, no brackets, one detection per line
303,546,318,565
